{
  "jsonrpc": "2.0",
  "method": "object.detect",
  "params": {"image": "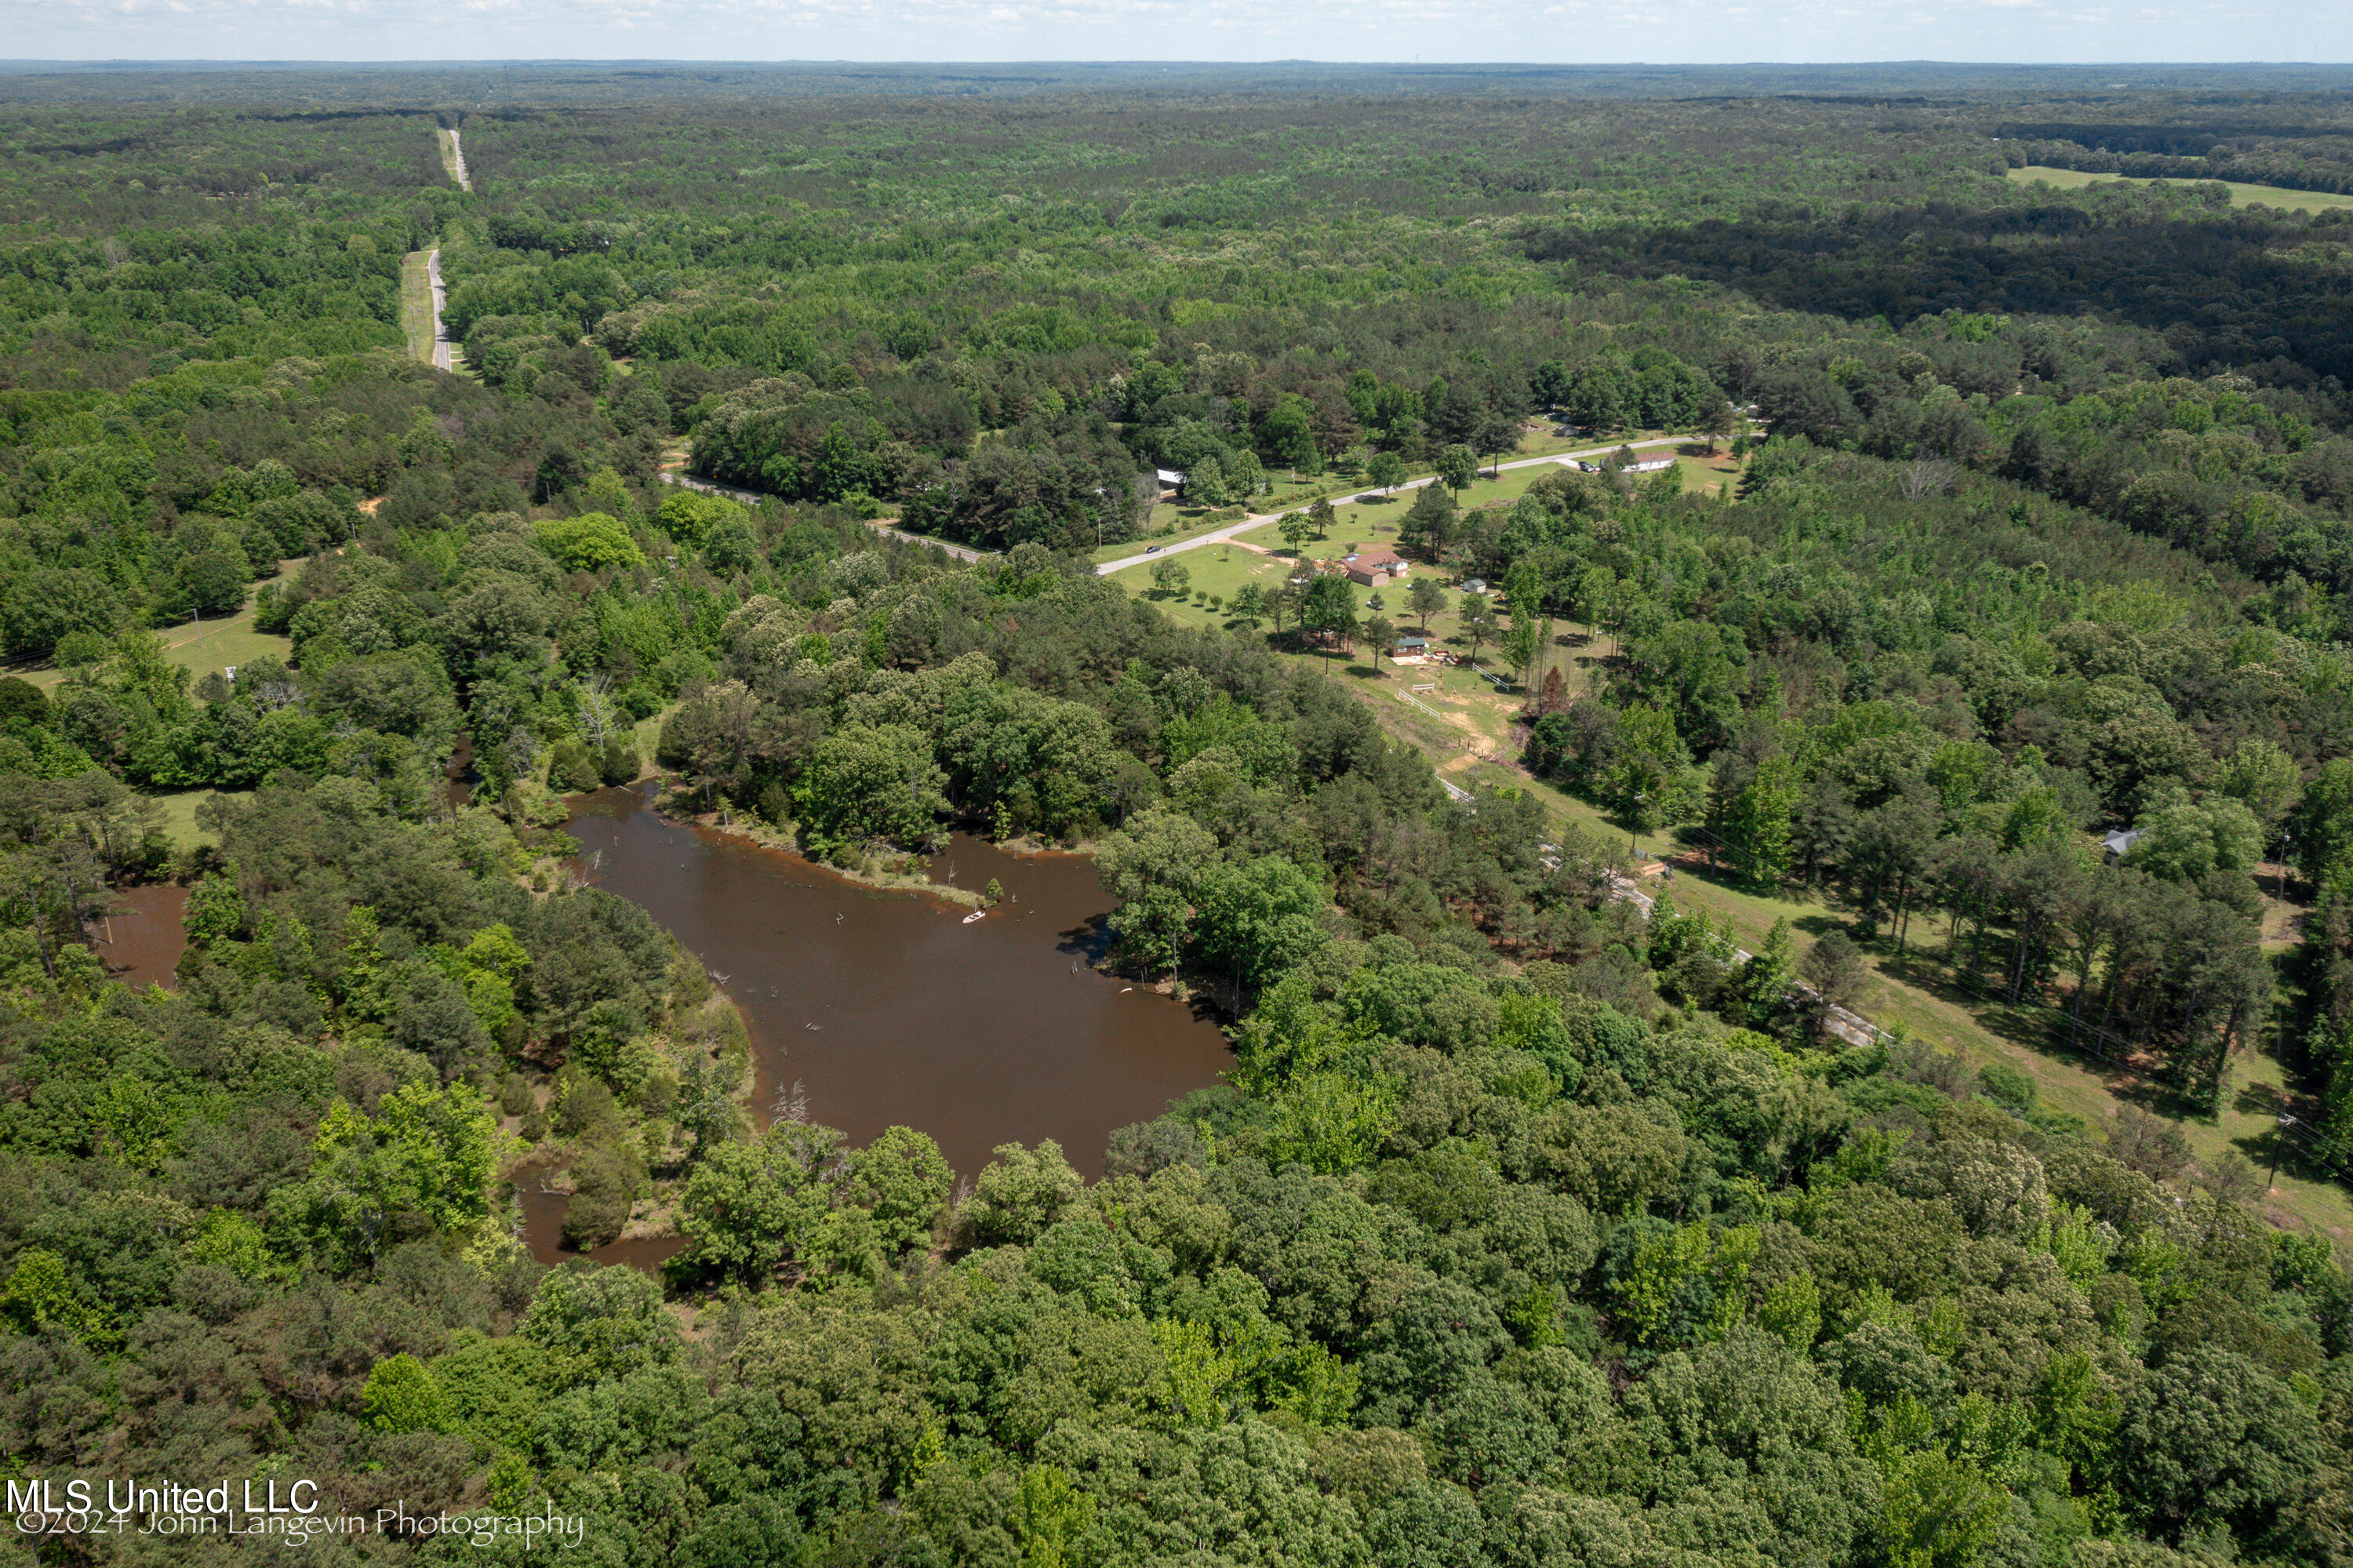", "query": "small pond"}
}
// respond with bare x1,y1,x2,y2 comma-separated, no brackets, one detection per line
523,784,1234,1264
97,883,188,990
